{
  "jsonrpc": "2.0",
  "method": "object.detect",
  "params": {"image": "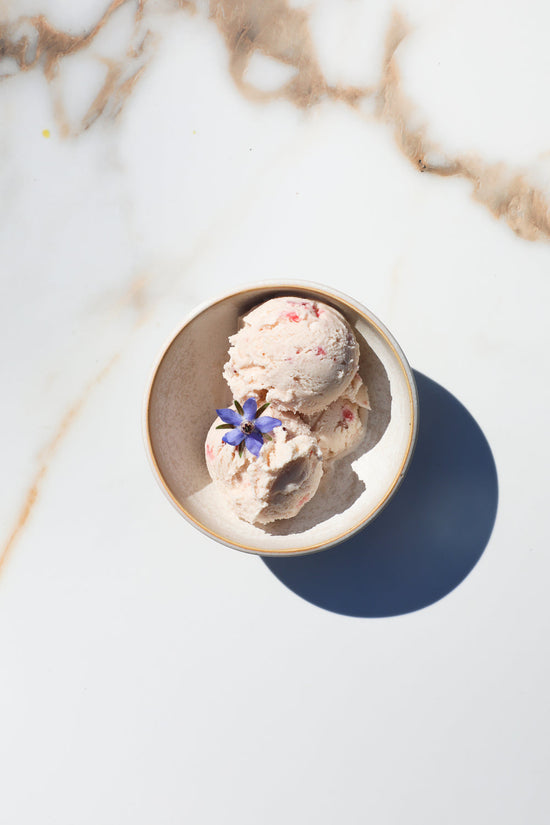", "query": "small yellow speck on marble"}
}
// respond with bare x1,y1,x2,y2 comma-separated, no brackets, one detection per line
192,130,197,135
42,129,51,138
